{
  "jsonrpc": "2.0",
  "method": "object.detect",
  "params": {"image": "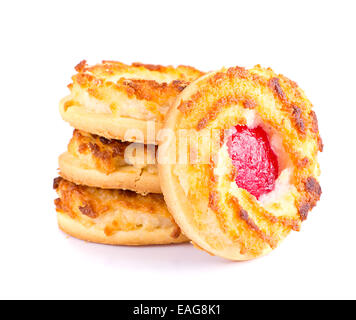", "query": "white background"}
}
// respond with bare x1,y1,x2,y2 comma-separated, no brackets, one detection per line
1,0,355,300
